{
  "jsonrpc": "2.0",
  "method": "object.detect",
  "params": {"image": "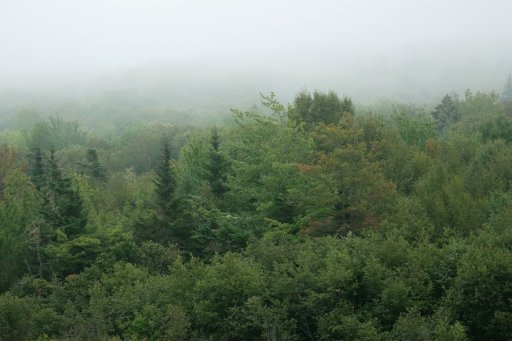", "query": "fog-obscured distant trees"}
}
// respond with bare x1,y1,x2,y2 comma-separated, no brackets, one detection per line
29,115,86,150
501,75,512,103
